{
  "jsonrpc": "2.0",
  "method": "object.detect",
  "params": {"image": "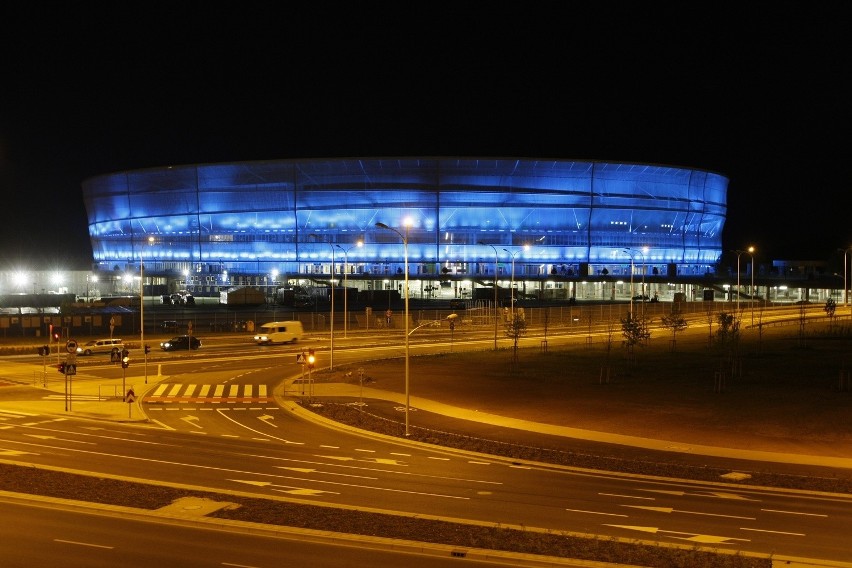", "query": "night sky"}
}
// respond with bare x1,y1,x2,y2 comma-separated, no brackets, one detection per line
2,4,849,271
